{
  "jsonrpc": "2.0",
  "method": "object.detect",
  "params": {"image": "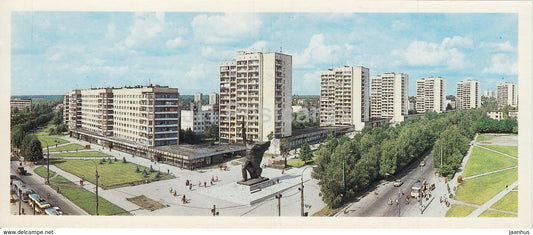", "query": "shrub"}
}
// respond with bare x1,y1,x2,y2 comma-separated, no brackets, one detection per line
122,157,126,163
